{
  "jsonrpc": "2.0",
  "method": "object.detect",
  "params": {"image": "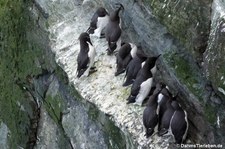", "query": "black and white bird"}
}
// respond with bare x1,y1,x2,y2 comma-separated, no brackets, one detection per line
87,7,109,38
77,32,96,78
115,42,137,76
144,54,161,75
105,3,124,55
158,95,175,136
143,84,162,138
122,53,147,86
126,57,157,105
170,99,188,144
157,86,171,131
